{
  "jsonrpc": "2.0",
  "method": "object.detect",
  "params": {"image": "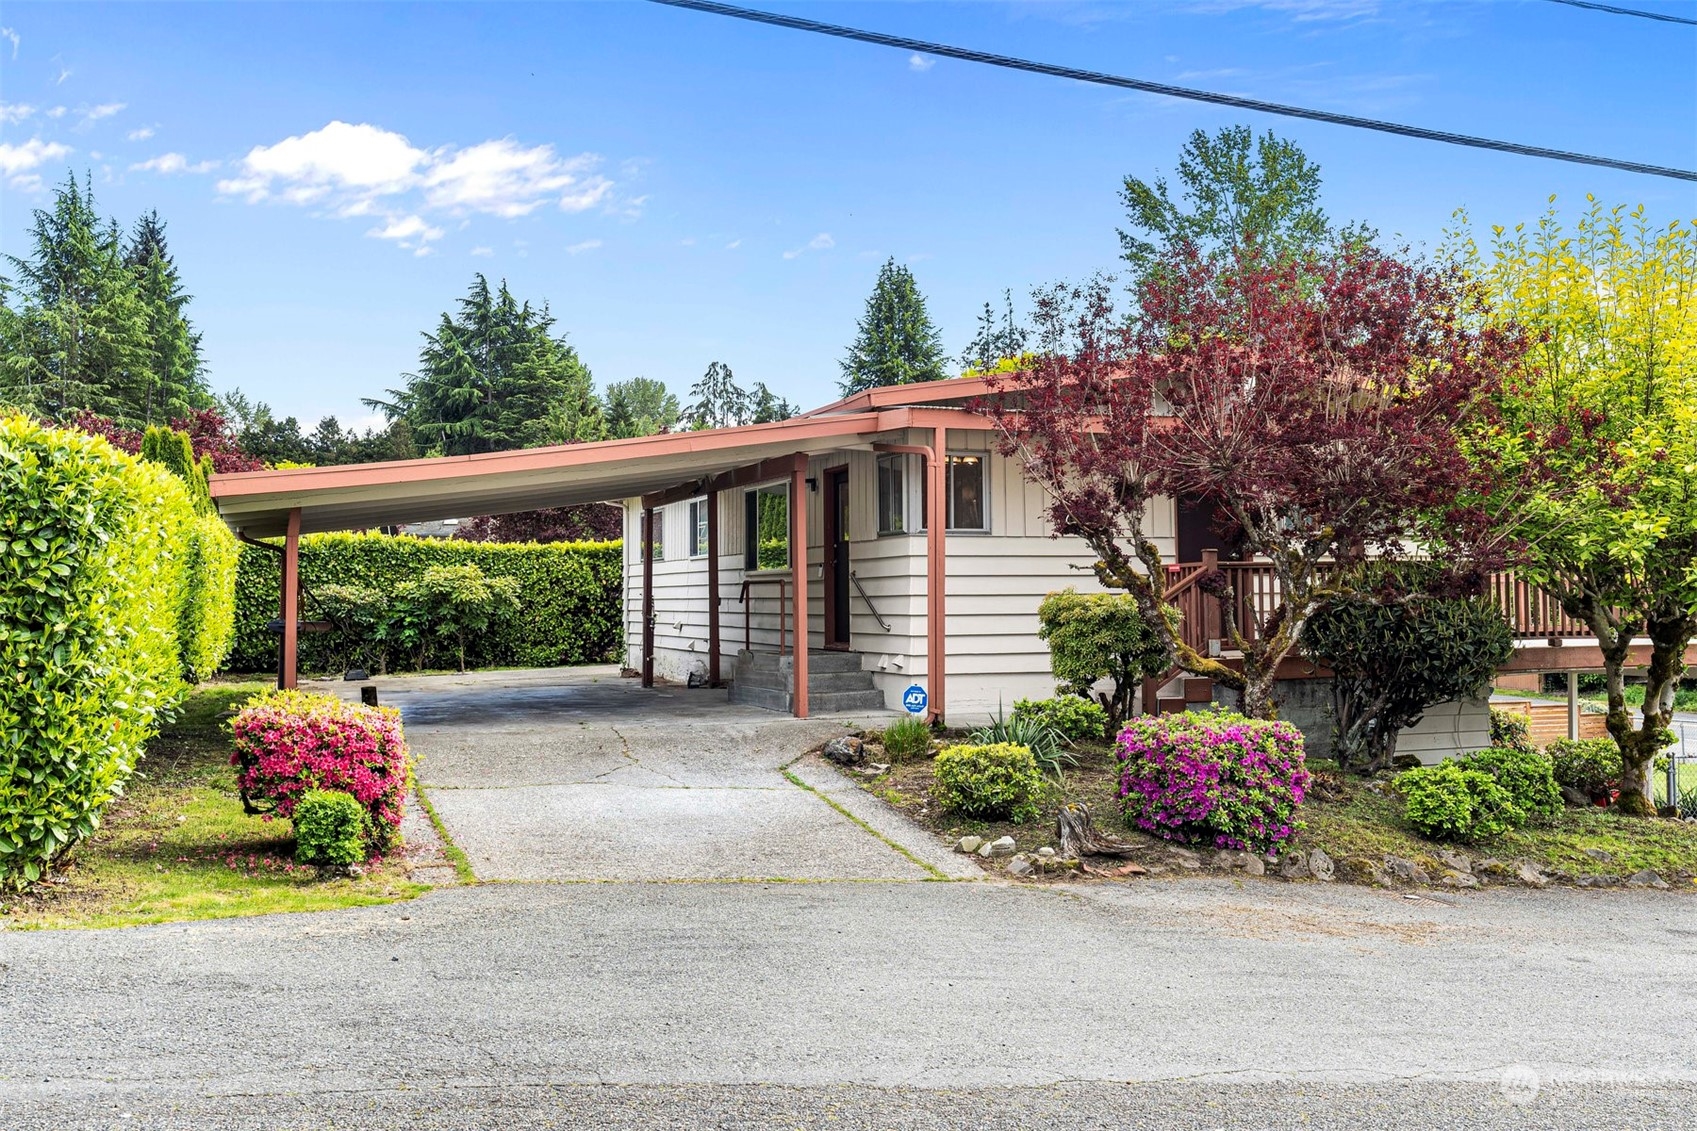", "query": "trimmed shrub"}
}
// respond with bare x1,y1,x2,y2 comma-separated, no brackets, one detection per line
1396,762,1524,842
227,533,622,674
230,690,411,849
176,512,240,682
1547,737,1623,797
1115,711,1309,854
1489,707,1537,756
1,415,197,885
388,564,521,673
878,716,933,763
1457,746,1563,822
1013,696,1109,742
931,743,1044,823
1036,588,1170,728
292,789,368,865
